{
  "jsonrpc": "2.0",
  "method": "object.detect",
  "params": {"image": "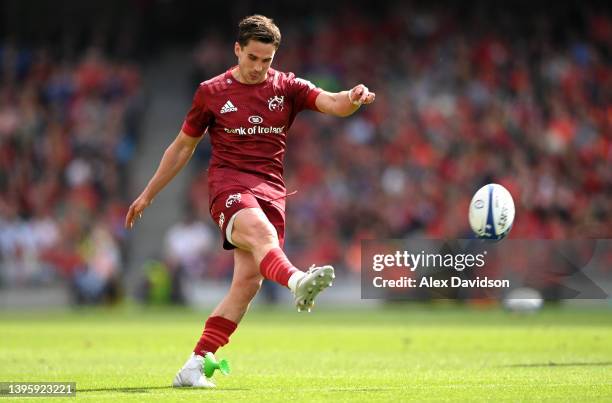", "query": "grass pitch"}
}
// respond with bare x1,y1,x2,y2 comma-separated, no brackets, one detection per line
1,304,611,402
